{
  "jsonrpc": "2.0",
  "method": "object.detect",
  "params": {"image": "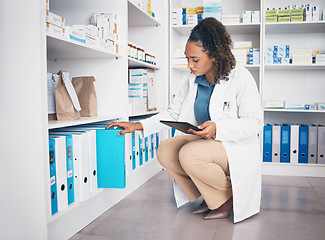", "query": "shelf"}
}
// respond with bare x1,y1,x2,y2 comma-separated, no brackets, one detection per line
262,162,325,177
46,33,122,60
171,65,259,71
48,115,122,129
264,109,325,113
172,23,260,36
129,110,159,118
128,57,160,69
265,21,325,34
128,0,160,27
265,64,325,70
